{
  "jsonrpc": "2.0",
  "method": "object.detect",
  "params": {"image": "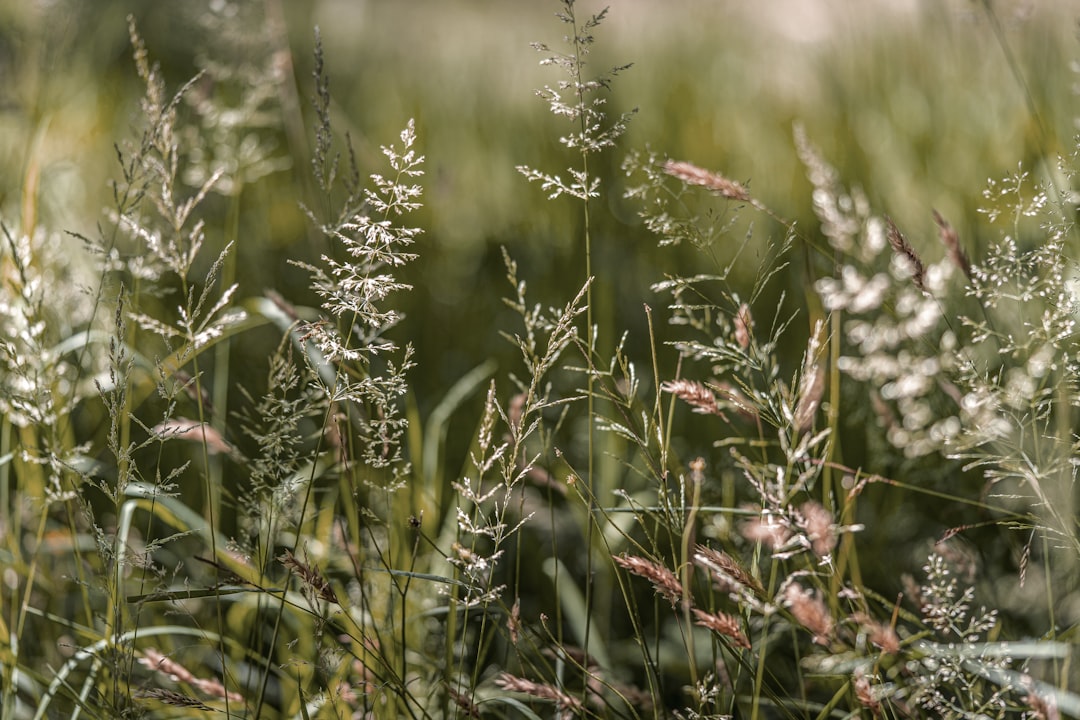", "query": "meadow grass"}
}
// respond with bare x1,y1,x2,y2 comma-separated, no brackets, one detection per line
2,1,1080,718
